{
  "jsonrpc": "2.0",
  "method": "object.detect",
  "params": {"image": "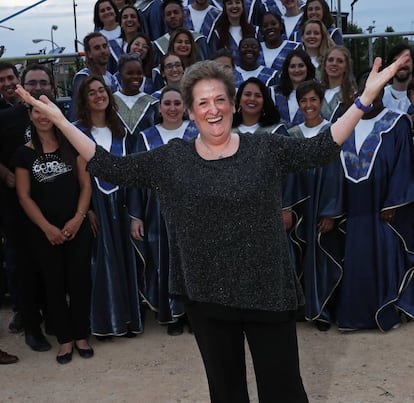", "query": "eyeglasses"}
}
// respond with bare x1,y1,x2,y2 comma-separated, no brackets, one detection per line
164,62,183,71
87,87,107,97
24,80,51,87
